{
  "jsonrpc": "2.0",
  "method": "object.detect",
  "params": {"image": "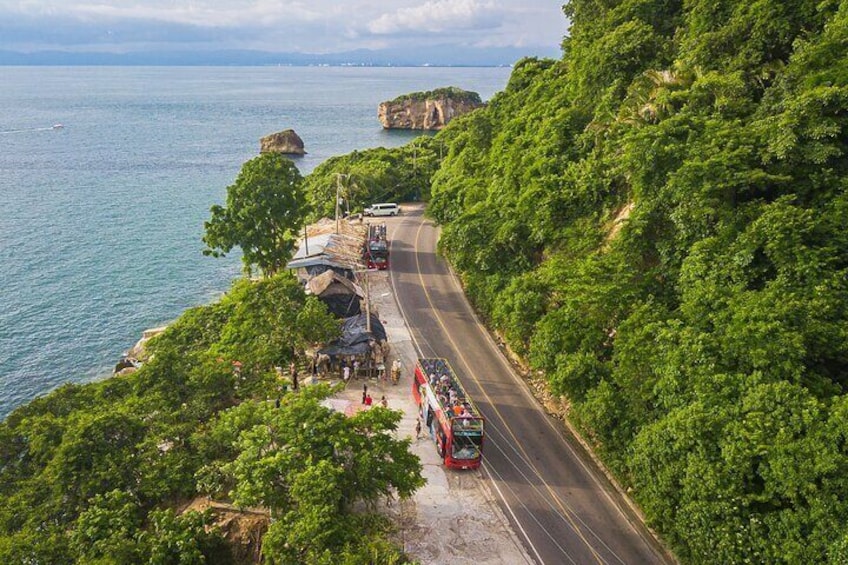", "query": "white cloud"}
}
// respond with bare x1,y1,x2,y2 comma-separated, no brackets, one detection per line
368,0,500,35
0,0,567,53
12,0,326,27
